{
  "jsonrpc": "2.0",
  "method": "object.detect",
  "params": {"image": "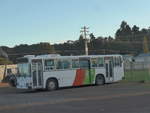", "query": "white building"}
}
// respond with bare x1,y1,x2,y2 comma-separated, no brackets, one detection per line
134,53,150,63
